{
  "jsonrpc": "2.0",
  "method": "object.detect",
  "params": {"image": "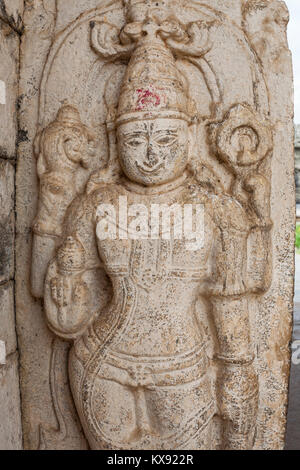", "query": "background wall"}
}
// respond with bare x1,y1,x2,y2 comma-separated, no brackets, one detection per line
0,0,24,450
